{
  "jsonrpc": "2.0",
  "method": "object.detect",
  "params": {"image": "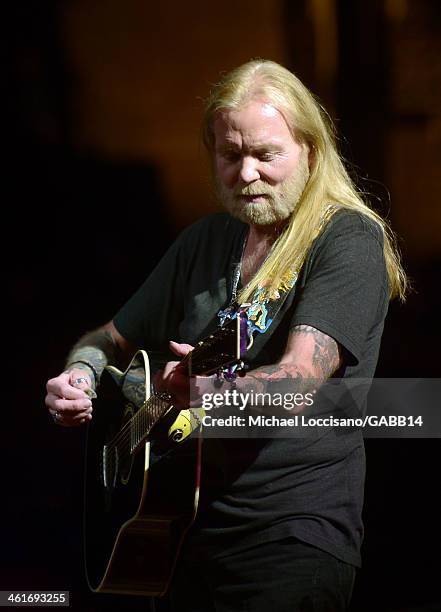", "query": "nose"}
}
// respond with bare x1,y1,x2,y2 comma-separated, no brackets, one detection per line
238,156,260,183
